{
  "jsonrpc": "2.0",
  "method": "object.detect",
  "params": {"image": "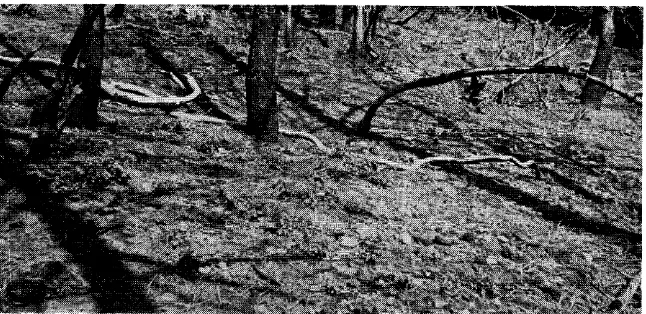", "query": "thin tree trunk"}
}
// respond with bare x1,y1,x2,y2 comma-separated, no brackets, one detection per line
335,5,343,30
580,6,615,107
284,5,294,48
363,6,384,53
349,5,365,58
341,6,353,32
246,6,280,141
68,4,105,130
